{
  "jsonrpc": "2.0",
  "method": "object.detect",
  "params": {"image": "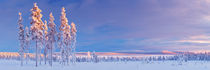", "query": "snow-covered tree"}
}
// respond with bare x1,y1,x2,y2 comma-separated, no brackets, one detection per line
63,23,71,65
30,3,44,67
16,3,81,66
43,20,49,65
25,26,30,64
87,51,91,62
57,28,64,64
47,12,57,66
59,7,72,65
18,12,25,66
91,51,98,63
59,7,69,31
70,22,77,63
